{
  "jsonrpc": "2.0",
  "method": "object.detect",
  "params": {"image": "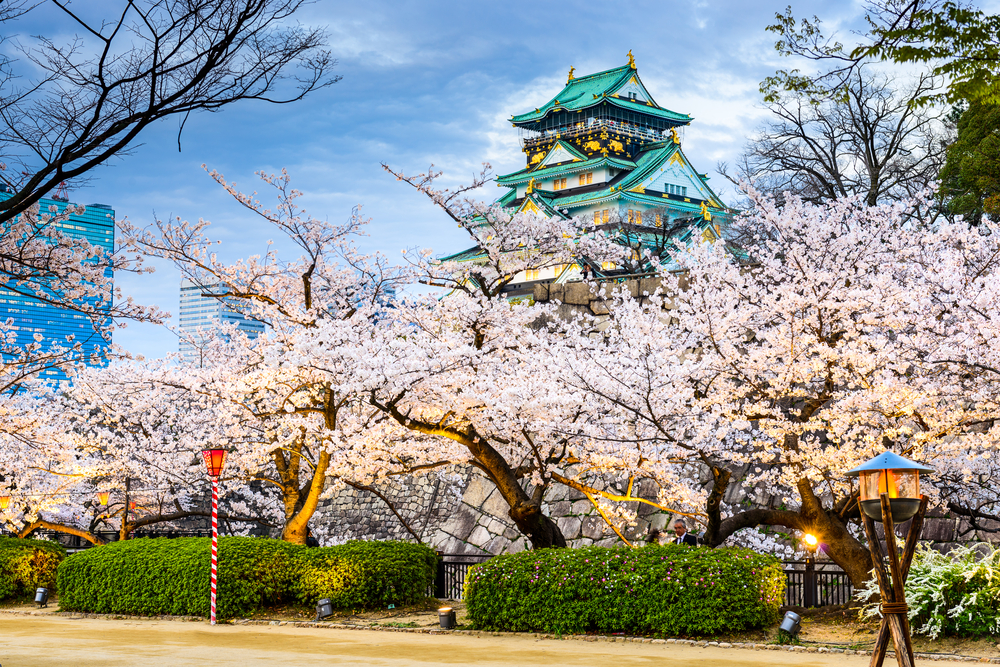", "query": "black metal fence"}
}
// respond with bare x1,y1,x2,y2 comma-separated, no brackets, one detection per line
431,554,493,600
783,559,854,607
